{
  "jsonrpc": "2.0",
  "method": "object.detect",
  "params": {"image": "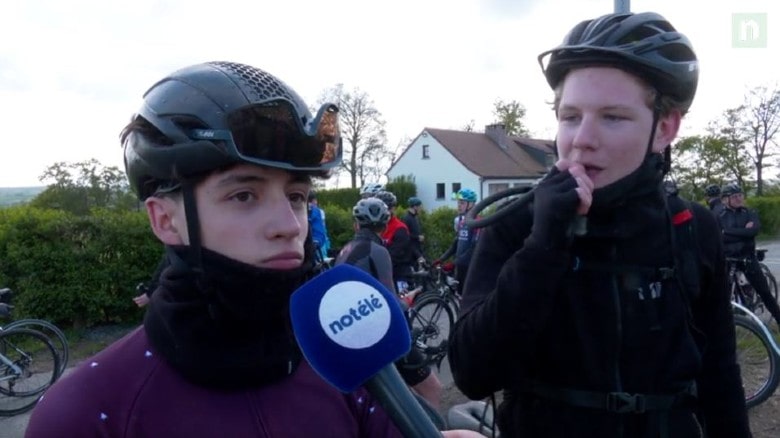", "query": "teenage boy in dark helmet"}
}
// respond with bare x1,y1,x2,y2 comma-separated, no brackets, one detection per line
449,12,750,438
26,61,481,438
